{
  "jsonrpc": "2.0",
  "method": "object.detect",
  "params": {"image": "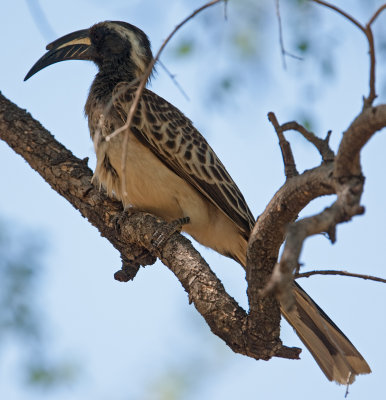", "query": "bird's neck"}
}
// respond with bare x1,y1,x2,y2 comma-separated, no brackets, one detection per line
84,56,150,122
91,63,138,101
